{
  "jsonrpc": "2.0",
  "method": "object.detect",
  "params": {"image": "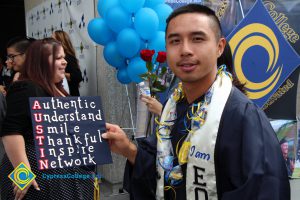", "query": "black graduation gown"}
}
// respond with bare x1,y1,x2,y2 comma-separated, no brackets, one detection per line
123,87,290,200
